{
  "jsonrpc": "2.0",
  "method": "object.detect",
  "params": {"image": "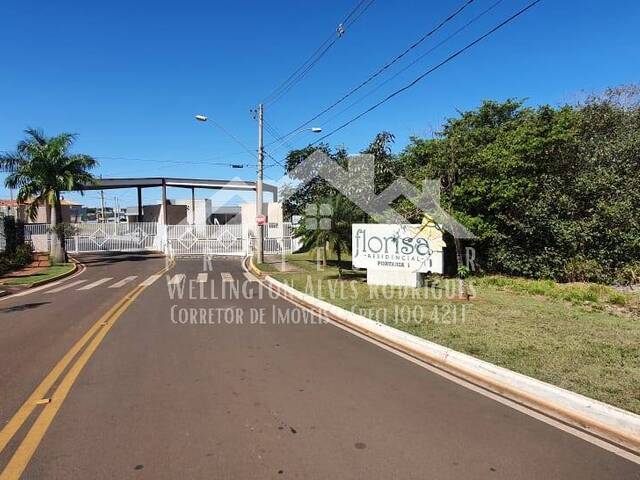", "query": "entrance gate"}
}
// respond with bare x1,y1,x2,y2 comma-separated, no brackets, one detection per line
24,222,295,256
